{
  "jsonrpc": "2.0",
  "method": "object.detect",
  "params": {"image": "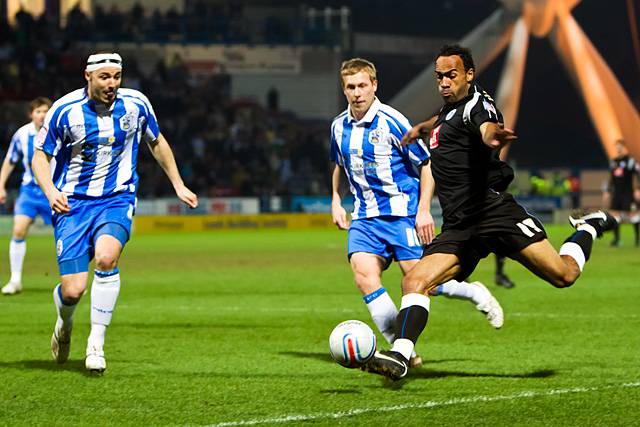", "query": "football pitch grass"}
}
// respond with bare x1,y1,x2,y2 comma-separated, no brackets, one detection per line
0,225,638,426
